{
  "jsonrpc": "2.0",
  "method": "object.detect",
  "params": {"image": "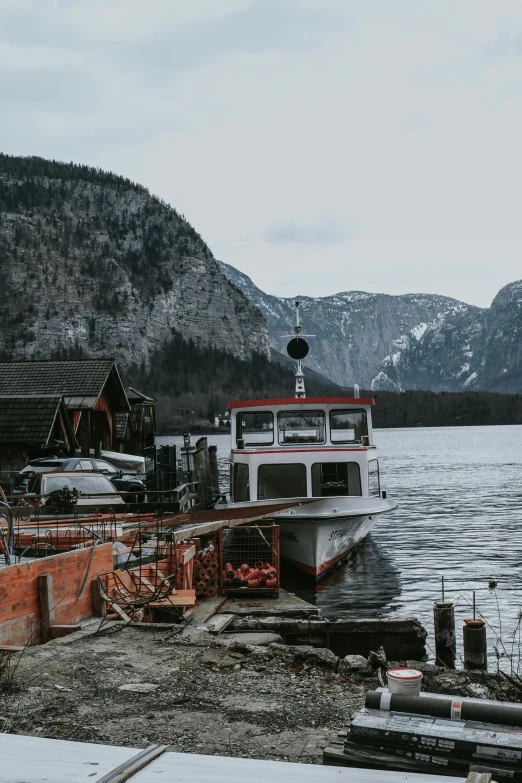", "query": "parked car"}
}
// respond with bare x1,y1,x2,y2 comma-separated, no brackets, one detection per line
14,457,145,501
24,471,125,507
